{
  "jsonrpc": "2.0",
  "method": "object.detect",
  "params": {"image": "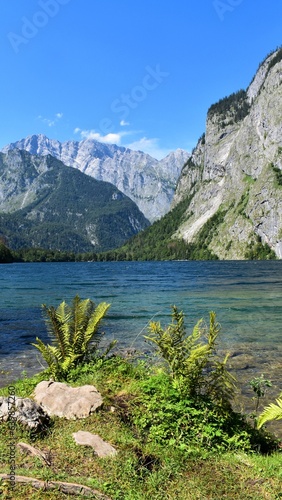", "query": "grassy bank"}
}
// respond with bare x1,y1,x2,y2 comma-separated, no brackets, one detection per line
1,300,282,499
0,354,282,500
